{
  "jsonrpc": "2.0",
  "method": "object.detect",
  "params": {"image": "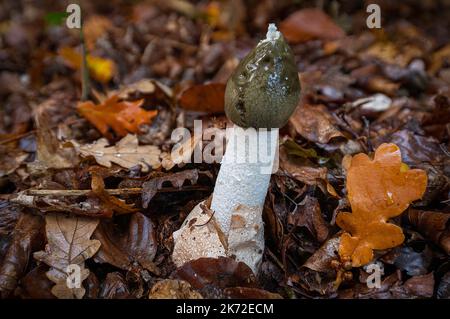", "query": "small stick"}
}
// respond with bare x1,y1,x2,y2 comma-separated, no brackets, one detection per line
23,185,210,197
